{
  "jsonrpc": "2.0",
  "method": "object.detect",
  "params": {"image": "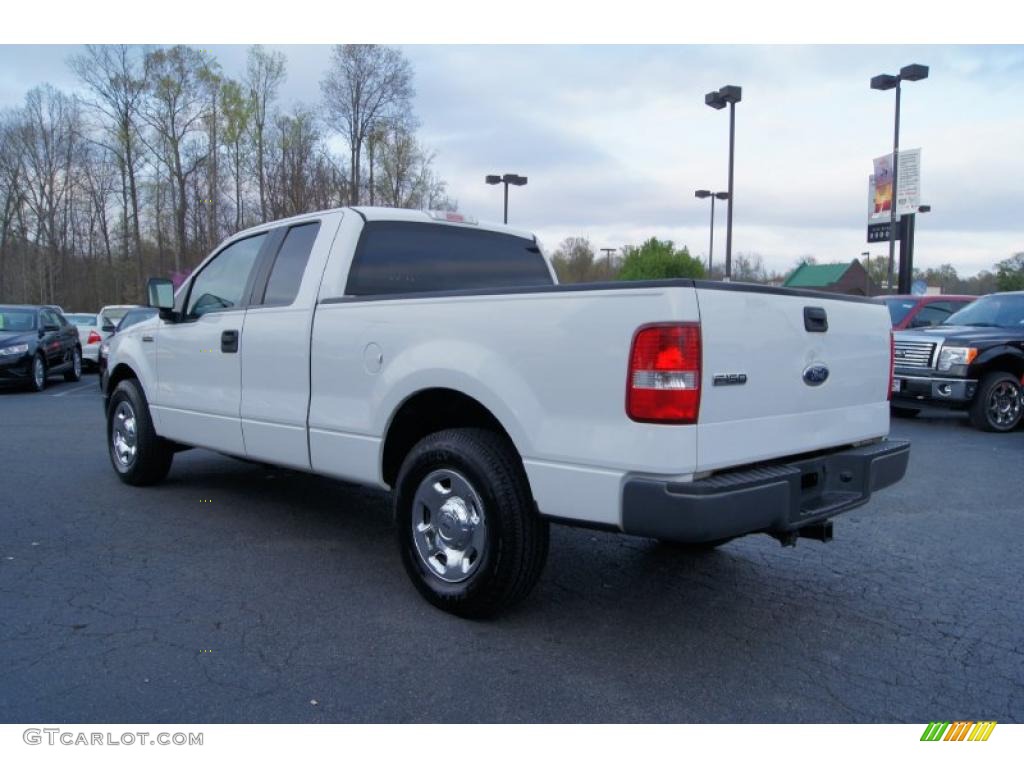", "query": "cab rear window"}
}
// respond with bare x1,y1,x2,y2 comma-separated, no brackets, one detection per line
346,221,553,296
